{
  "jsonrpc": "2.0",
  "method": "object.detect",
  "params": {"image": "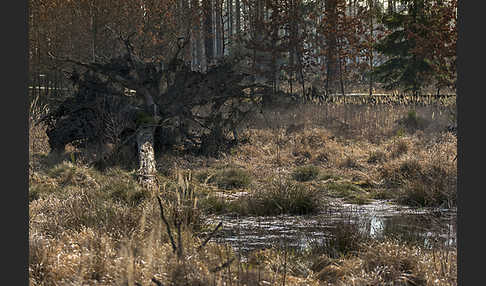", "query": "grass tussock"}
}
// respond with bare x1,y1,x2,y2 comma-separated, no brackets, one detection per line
380,146,456,208
291,165,320,182
247,181,323,215
203,167,253,190
396,109,430,133
339,156,362,169
321,221,370,258
201,180,323,216
389,138,410,159
367,150,387,164
323,181,372,205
